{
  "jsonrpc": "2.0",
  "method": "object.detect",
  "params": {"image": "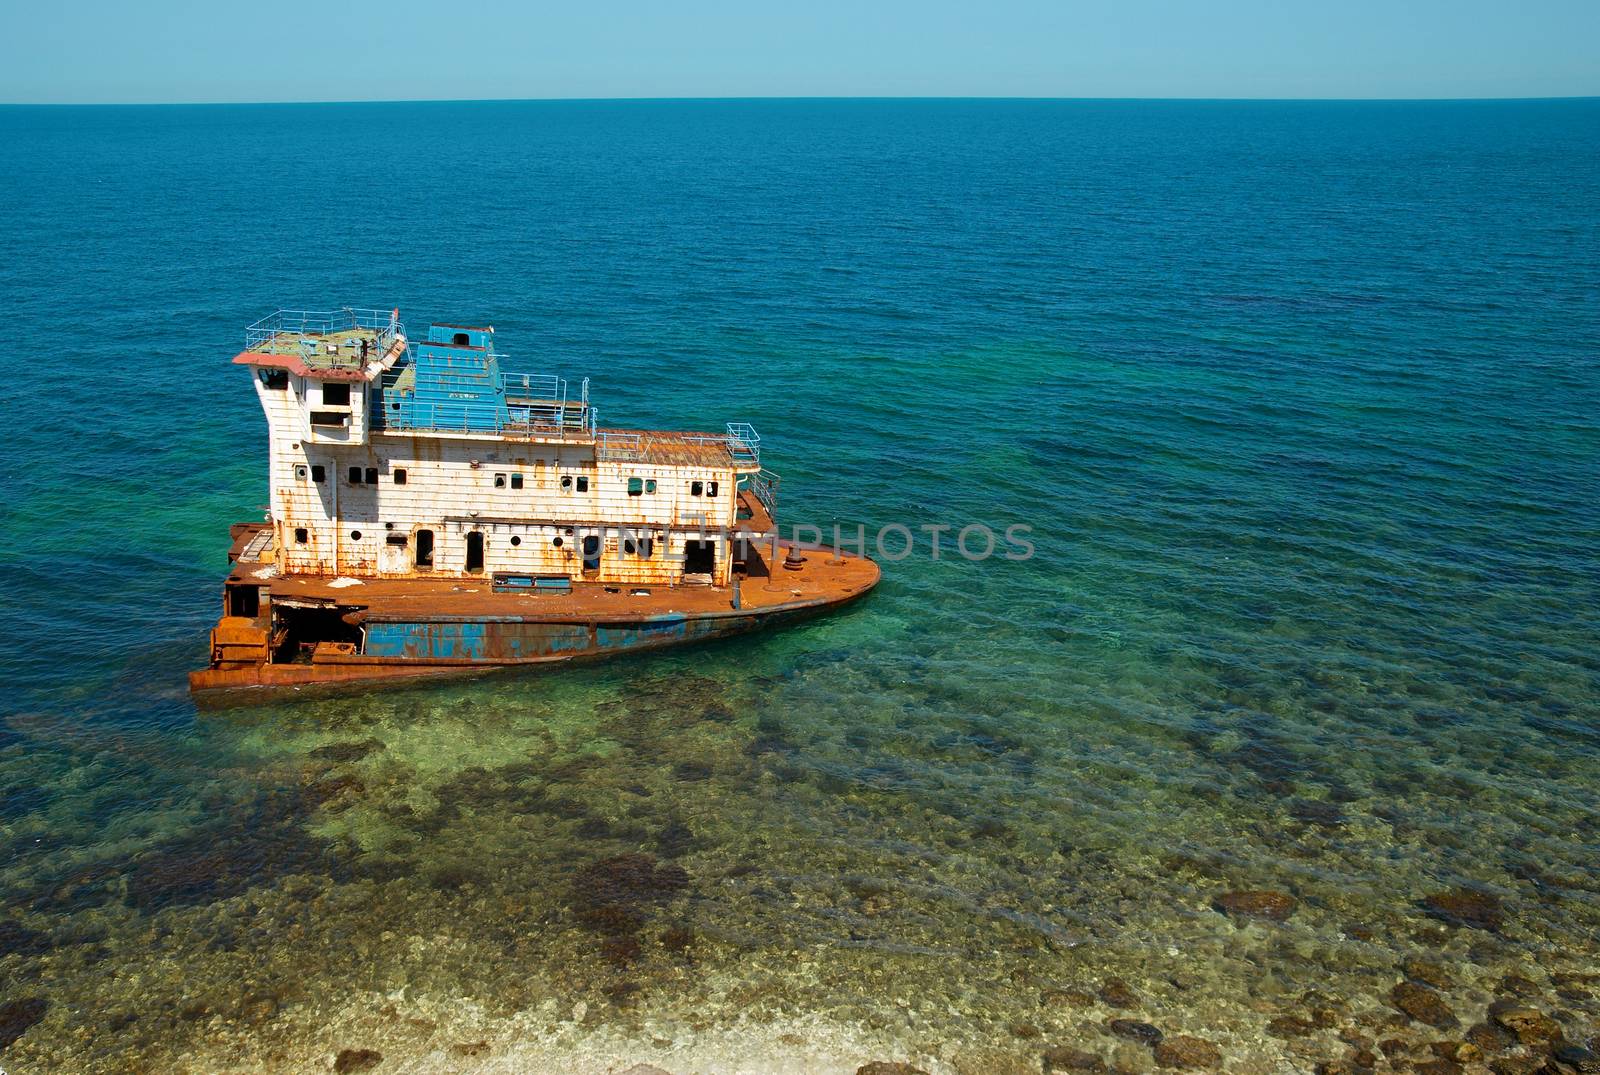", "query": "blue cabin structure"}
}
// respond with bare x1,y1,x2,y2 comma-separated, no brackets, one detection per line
379,323,594,436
